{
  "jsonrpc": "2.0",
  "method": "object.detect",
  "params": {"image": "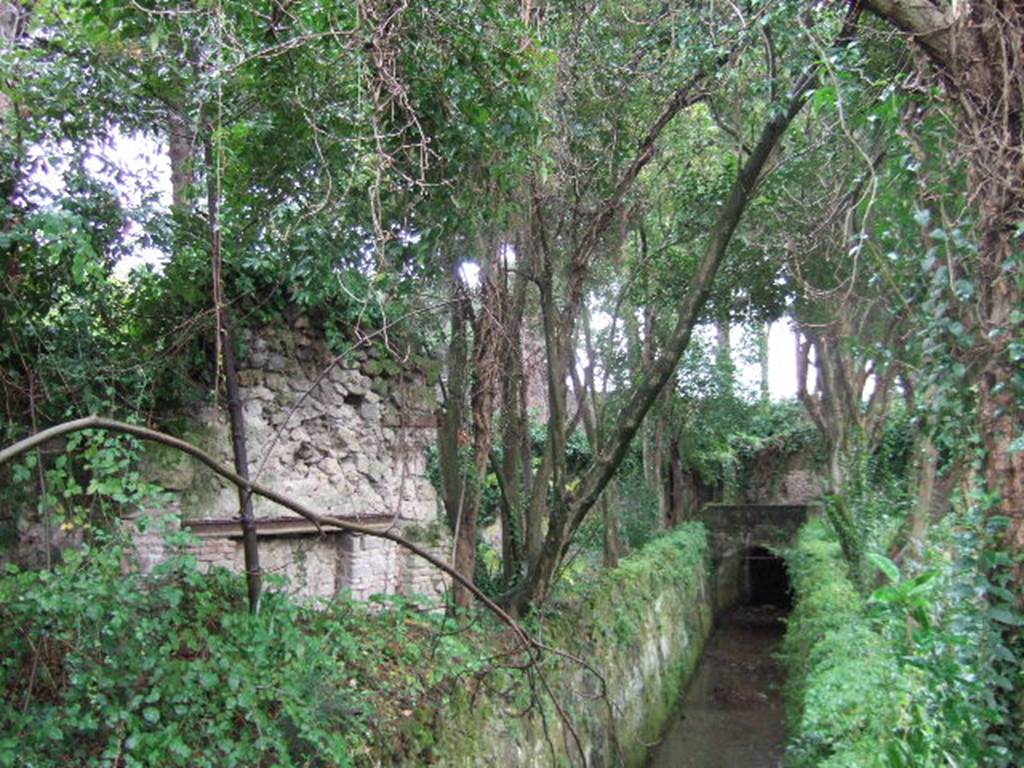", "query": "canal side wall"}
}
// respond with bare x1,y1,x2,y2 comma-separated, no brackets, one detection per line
417,523,714,768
